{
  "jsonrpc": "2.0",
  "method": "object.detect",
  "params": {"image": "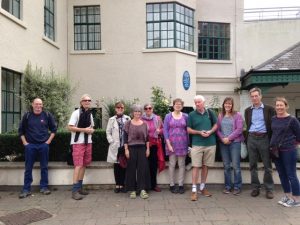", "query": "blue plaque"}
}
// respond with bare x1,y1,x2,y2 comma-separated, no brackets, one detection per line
182,71,190,90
